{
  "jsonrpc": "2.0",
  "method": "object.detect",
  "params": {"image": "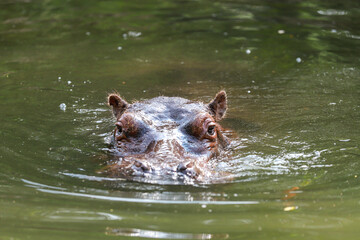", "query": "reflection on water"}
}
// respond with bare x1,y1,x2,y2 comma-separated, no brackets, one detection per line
105,227,215,239
23,179,259,205
37,188,257,205
317,9,348,16
48,210,122,221
61,172,126,182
